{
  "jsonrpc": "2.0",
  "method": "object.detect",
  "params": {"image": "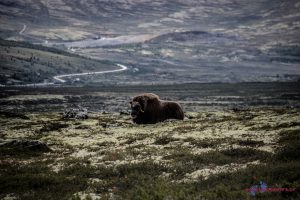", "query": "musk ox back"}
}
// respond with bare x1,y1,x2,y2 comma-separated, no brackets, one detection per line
130,93,184,124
